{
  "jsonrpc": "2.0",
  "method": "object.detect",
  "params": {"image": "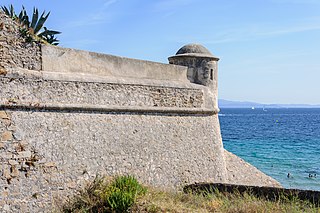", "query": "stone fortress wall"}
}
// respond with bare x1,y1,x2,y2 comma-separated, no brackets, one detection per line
0,12,280,212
